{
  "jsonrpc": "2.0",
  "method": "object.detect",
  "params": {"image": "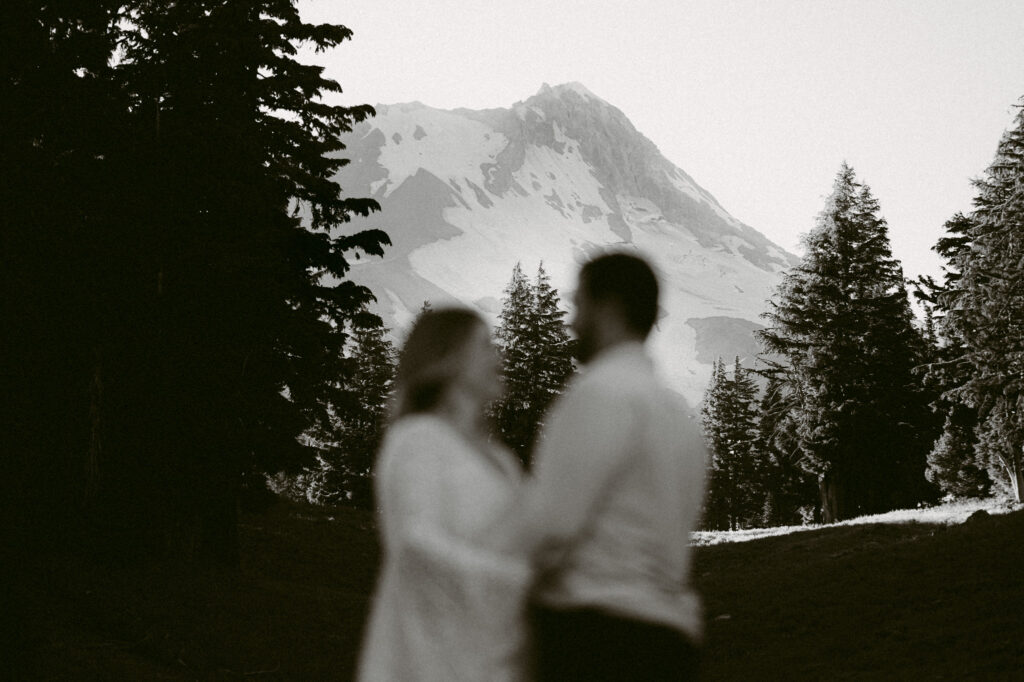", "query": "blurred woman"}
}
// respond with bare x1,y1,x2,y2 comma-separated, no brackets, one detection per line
357,307,529,682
